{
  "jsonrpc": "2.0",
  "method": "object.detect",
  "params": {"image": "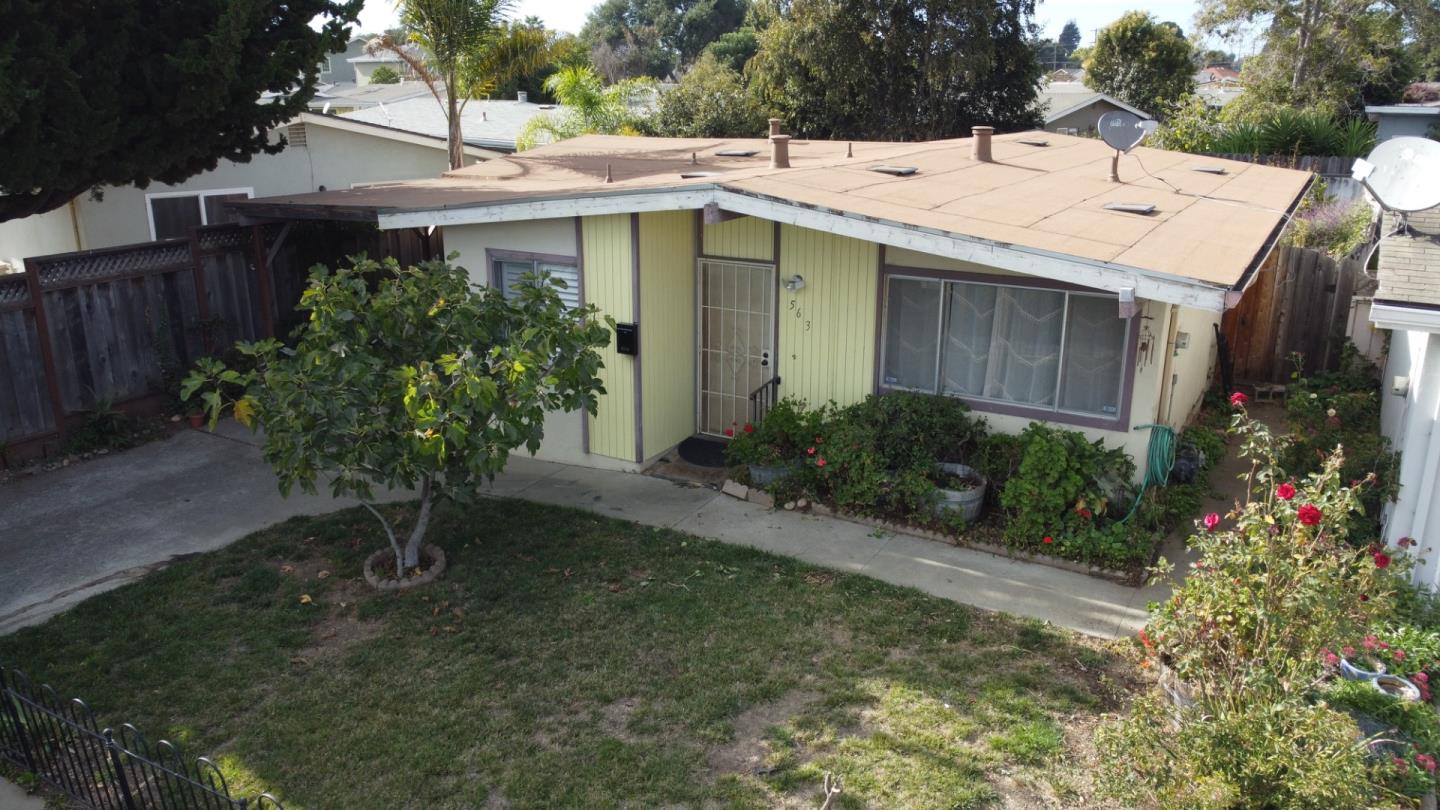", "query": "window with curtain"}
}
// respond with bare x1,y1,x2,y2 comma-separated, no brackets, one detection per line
146,189,252,240
494,259,580,309
881,274,1130,421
